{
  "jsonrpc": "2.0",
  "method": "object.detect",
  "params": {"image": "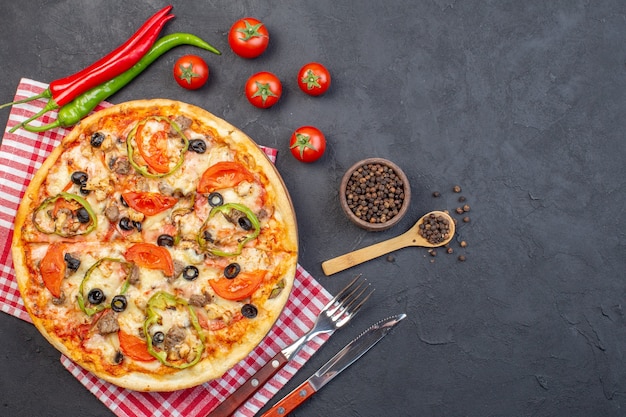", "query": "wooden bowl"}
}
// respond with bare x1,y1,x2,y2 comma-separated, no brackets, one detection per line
339,158,411,231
